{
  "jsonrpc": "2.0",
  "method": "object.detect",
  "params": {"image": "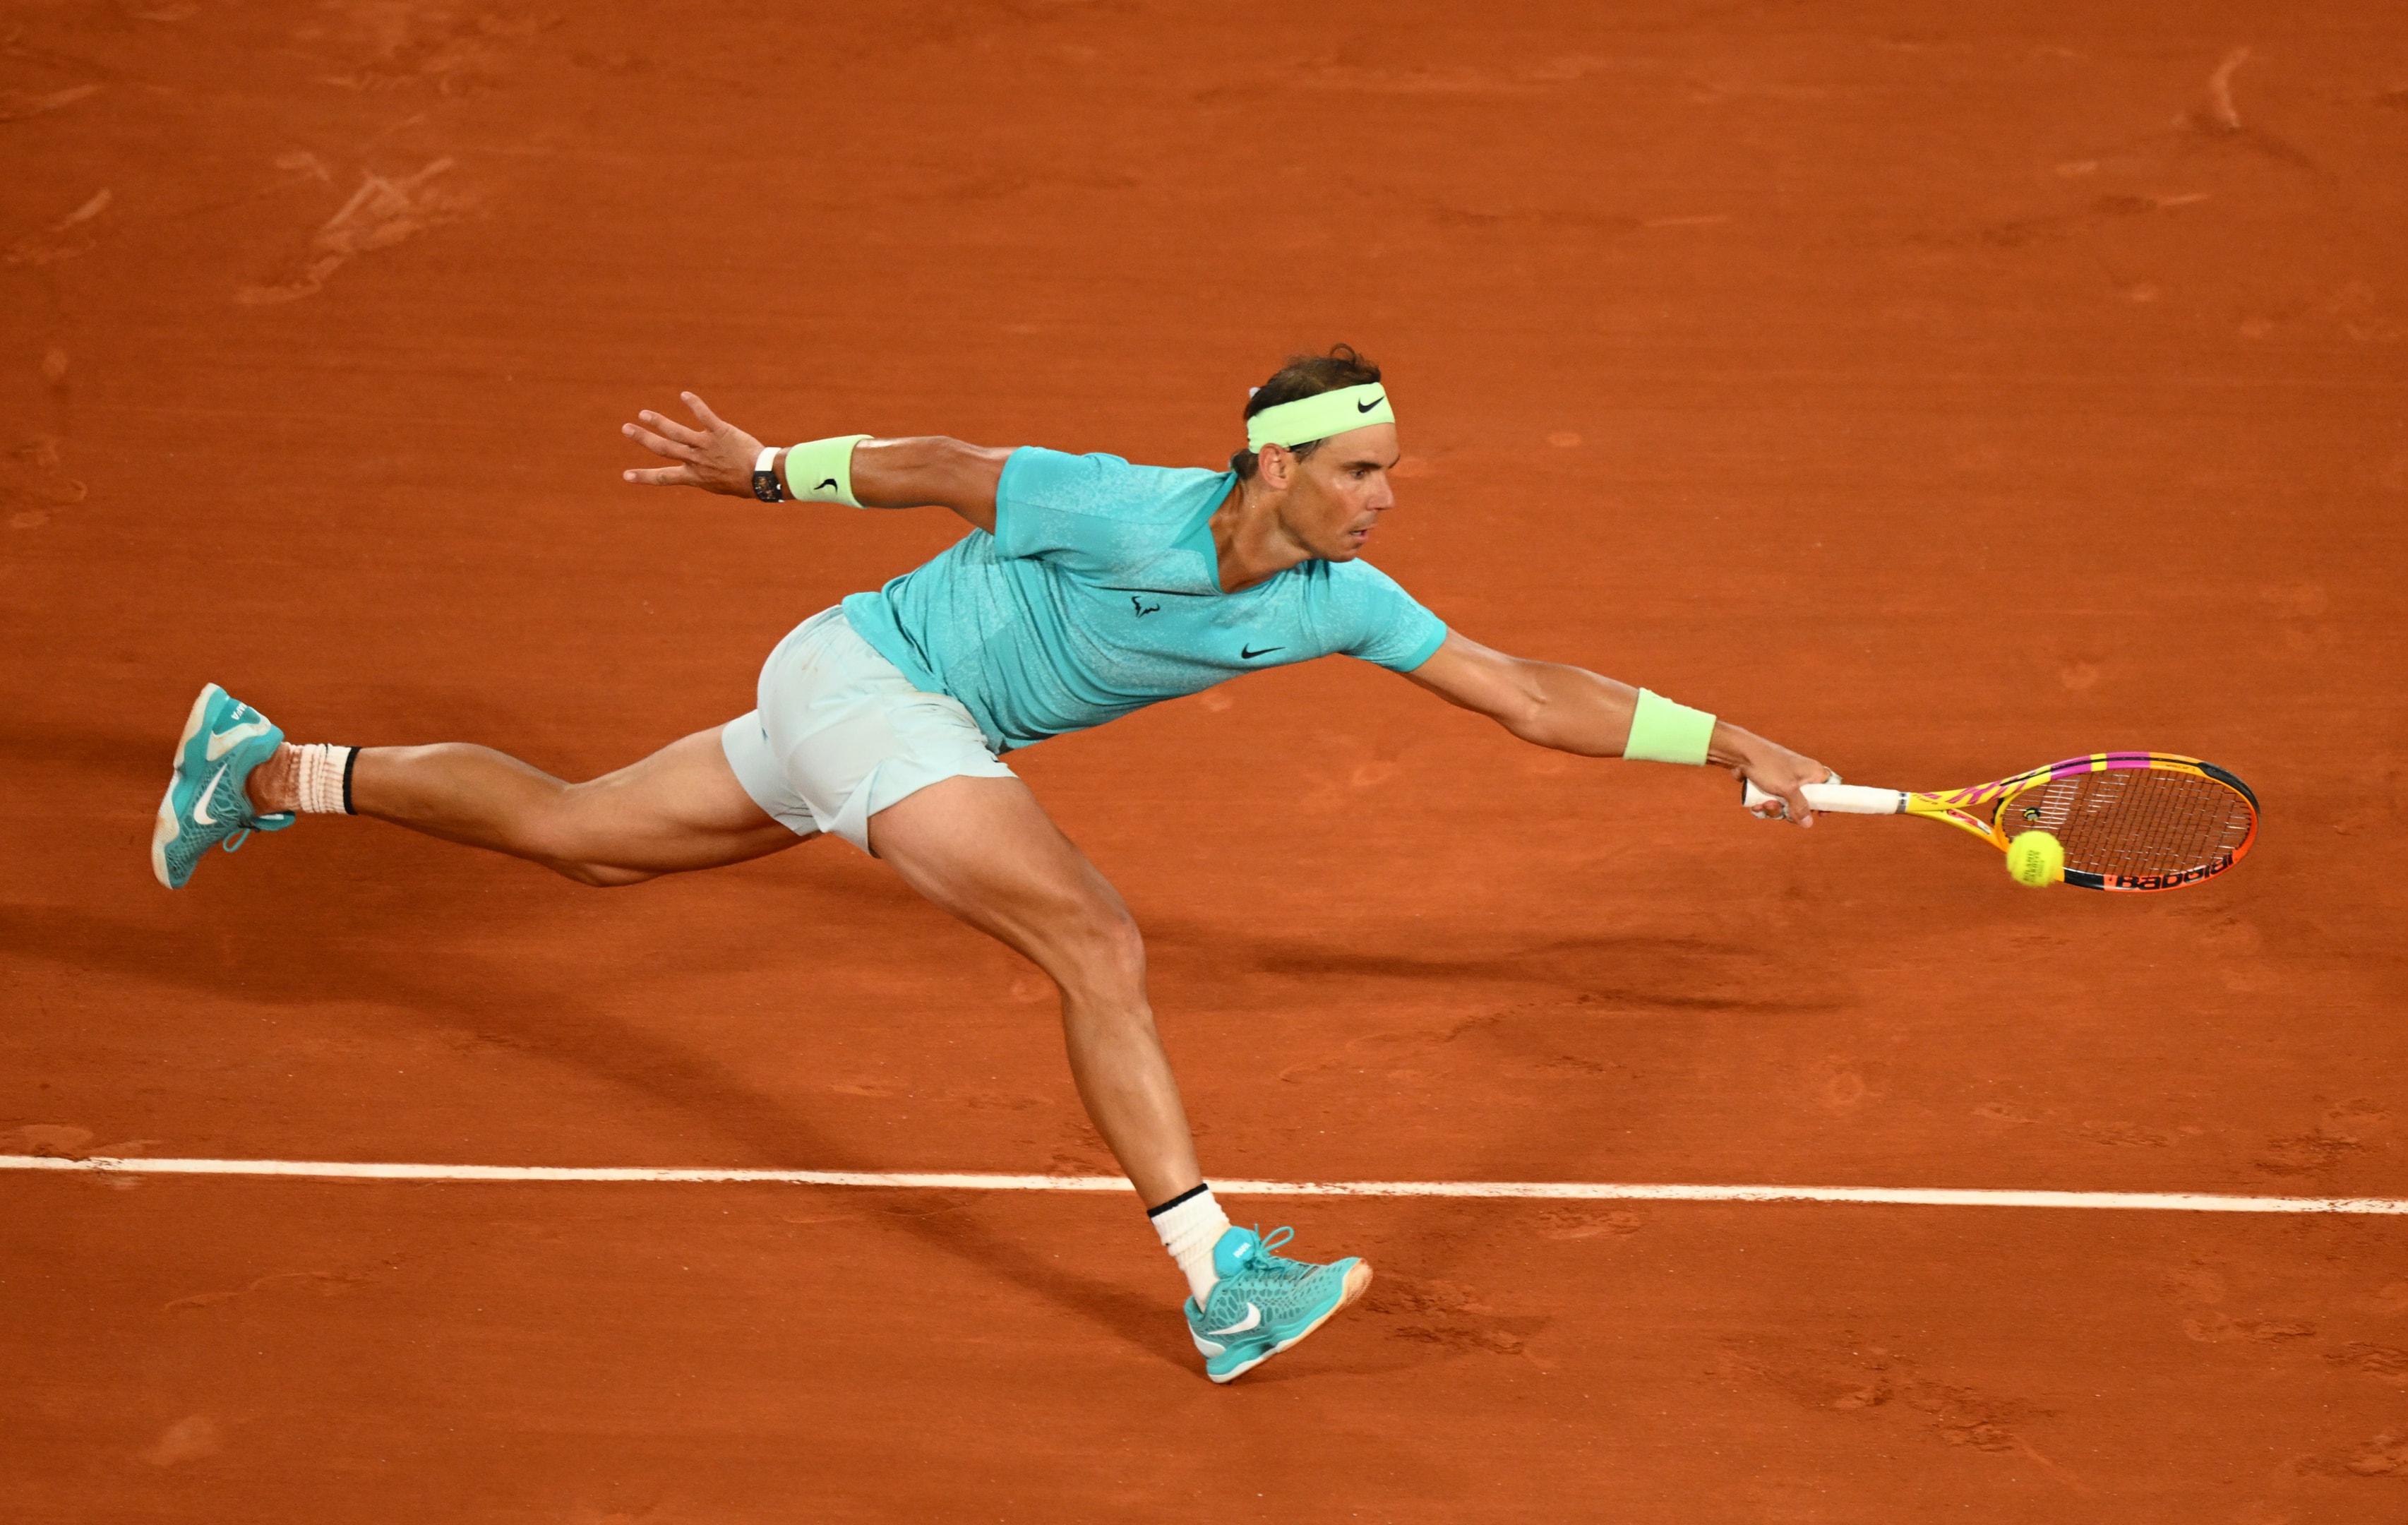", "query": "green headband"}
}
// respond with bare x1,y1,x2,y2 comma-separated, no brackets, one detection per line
1245,383,1395,452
